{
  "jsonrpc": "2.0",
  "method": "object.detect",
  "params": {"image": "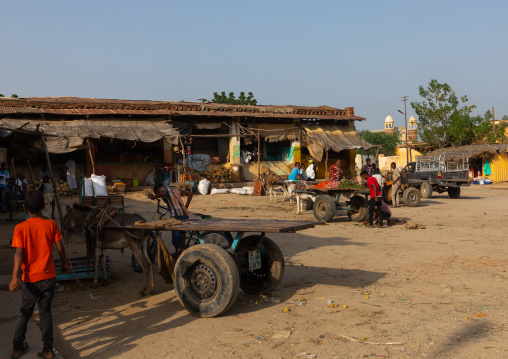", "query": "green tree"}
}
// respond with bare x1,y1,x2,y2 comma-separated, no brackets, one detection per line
0,94,4,97
204,91,257,105
357,130,401,156
11,94,18,98
472,110,508,144
411,79,476,148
